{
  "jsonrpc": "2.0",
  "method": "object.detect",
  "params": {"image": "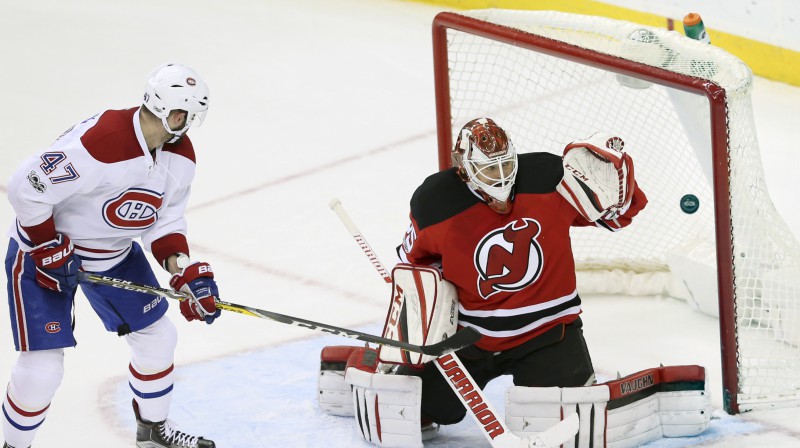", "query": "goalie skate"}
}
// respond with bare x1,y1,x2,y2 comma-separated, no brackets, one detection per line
133,400,216,448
